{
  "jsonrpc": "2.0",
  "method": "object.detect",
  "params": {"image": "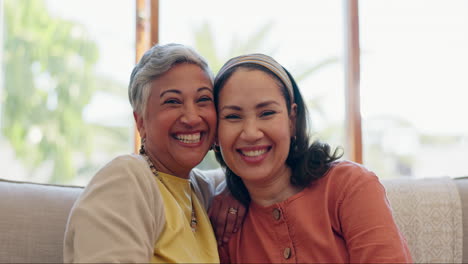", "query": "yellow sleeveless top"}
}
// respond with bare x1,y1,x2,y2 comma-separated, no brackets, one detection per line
151,172,219,263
